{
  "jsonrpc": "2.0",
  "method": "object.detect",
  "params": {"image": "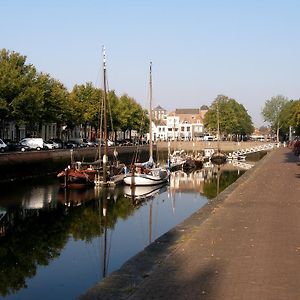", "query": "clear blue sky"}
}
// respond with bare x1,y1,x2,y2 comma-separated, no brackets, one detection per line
1,0,300,126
